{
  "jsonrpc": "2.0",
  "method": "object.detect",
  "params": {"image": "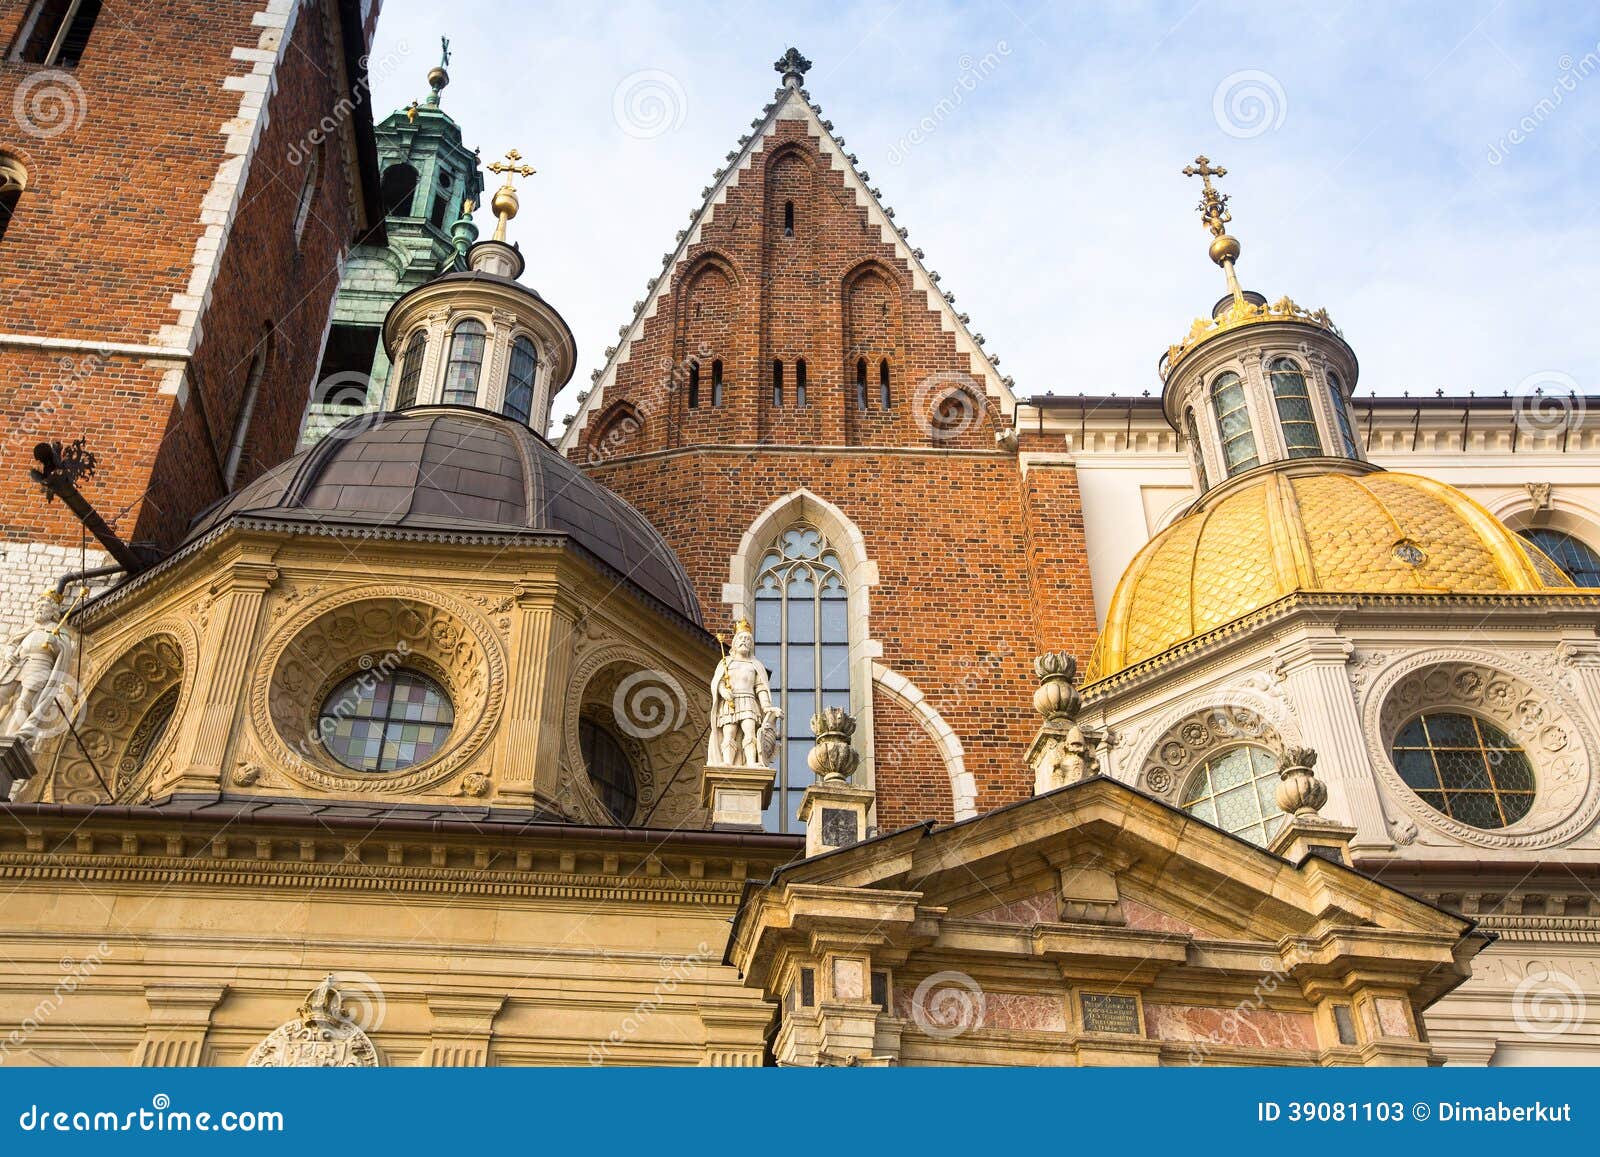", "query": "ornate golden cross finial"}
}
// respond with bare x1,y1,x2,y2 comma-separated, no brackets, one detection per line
1182,154,1230,237
1182,154,1246,307
486,148,536,241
